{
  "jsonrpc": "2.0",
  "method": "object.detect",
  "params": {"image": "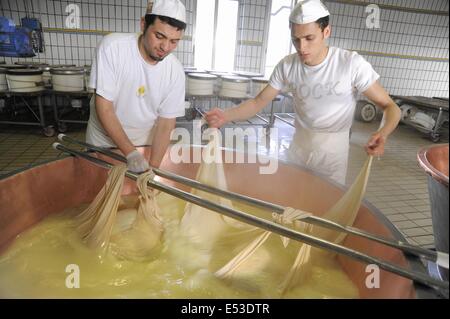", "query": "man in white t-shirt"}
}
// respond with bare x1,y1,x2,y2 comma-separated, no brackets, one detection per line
86,0,186,172
206,0,401,185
